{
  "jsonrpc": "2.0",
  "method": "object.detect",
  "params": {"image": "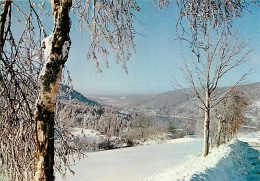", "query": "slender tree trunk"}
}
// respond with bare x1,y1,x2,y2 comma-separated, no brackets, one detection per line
107,138,110,149
217,120,222,147
33,1,72,181
0,0,11,55
203,108,210,157
203,90,210,157
223,124,226,143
